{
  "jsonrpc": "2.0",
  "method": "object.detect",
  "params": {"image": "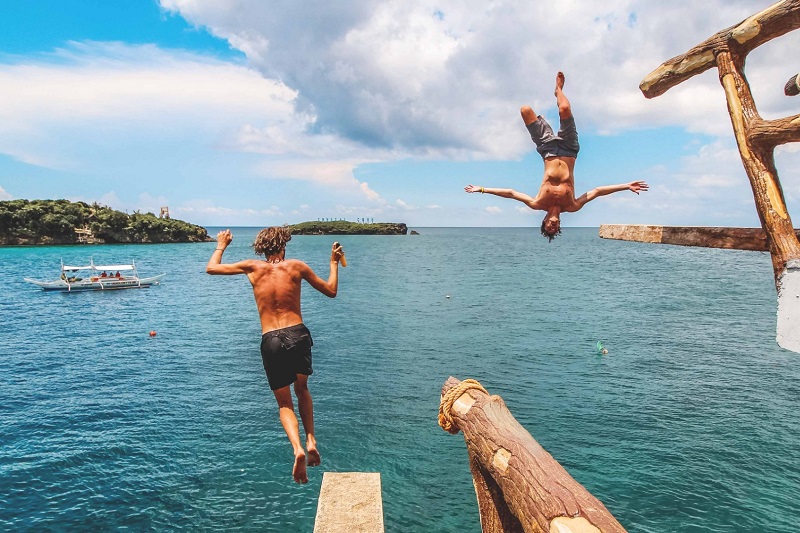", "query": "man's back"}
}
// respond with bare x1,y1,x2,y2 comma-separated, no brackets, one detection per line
245,259,306,334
